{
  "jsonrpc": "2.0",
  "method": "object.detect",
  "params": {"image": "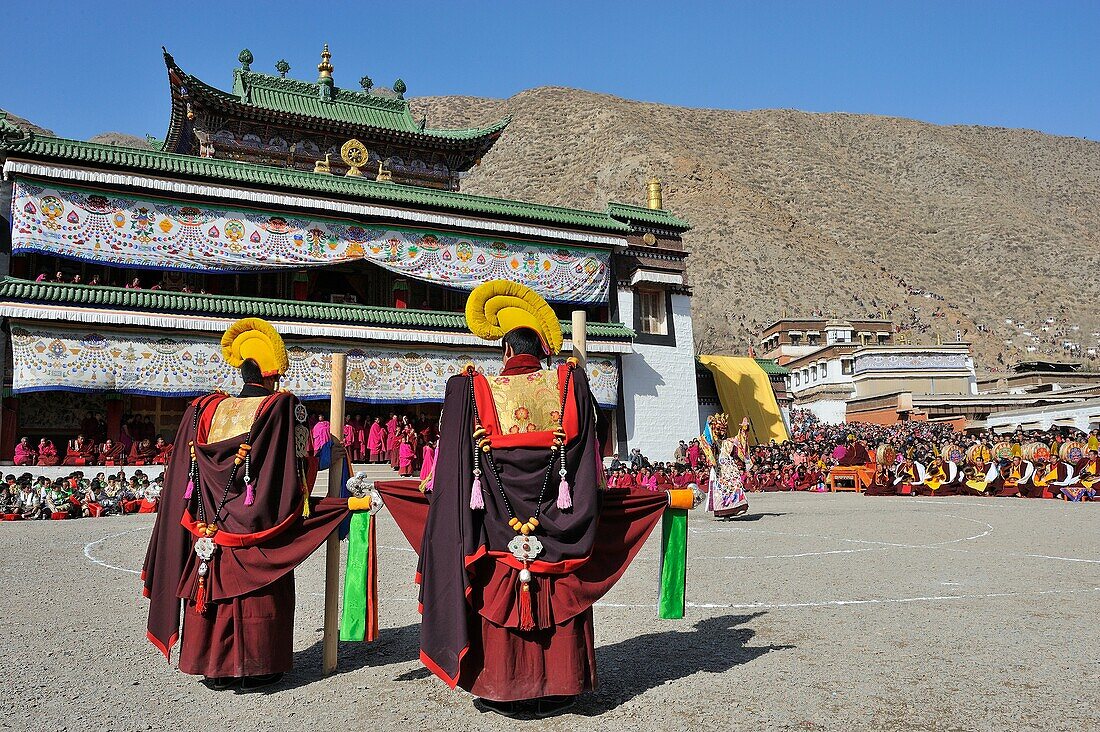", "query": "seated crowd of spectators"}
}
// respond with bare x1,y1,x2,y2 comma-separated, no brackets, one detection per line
610,409,1099,500
0,470,162,520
